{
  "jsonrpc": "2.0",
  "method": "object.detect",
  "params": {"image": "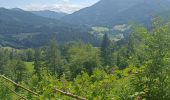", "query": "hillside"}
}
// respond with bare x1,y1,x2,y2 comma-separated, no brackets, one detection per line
0,8,99,48
62,0,170,26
